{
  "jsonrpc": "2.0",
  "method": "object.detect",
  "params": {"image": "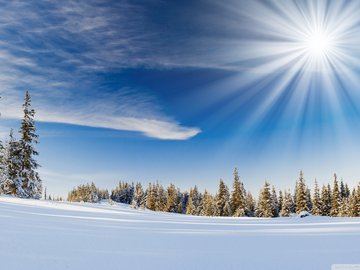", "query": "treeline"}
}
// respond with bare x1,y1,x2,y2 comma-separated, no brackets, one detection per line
0,92,42,199
67,182,109,203
67,169,360,218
